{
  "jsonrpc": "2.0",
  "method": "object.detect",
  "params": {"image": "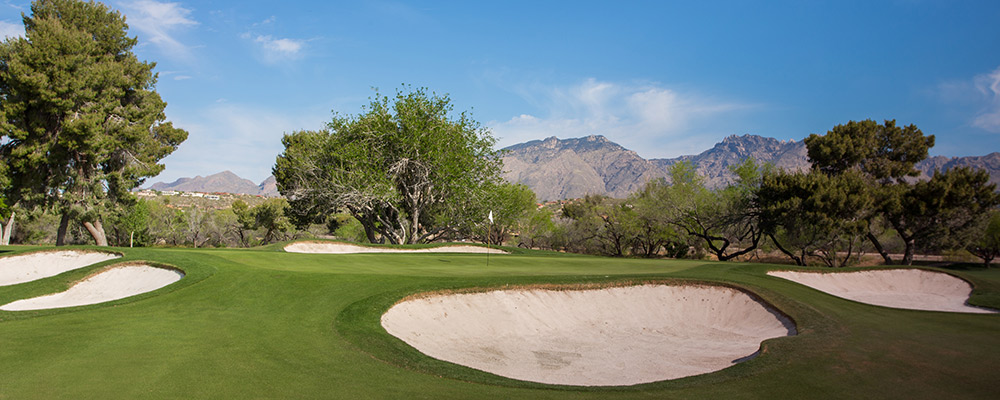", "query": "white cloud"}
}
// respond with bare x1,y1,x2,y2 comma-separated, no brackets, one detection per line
0,20,23,39
972,66,1000,133
247,34,305,64
121,0,197,58
489,78,752,158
